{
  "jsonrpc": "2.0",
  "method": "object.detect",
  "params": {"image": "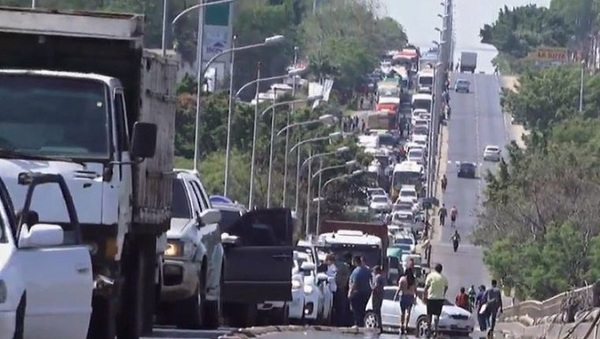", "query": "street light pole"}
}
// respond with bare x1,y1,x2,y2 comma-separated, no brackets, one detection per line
266,88,277,208
579,61,585,112
248,63,261,208
192,0,205,172
224,34,237,196
283,46,299,207
316,158,323,232
305,150,313,235
31,0,36,8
